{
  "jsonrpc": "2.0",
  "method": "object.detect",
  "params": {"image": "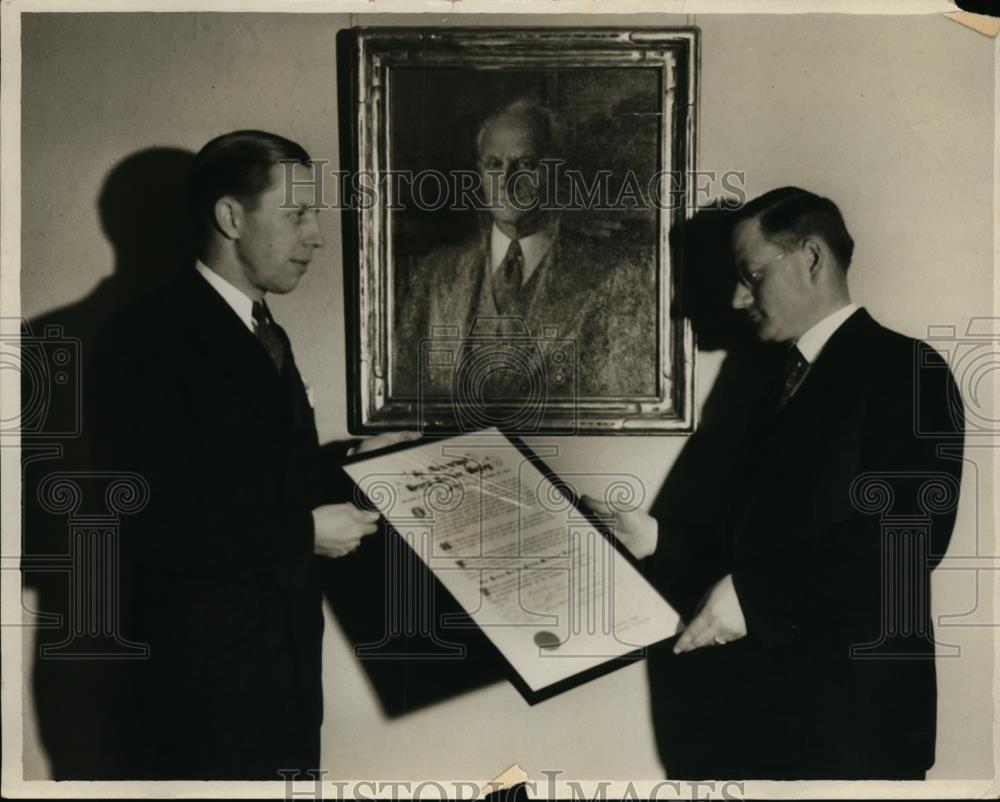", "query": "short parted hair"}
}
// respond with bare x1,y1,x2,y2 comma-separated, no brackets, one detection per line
188,129,311,238
735,186,855,270
474,99,565,161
